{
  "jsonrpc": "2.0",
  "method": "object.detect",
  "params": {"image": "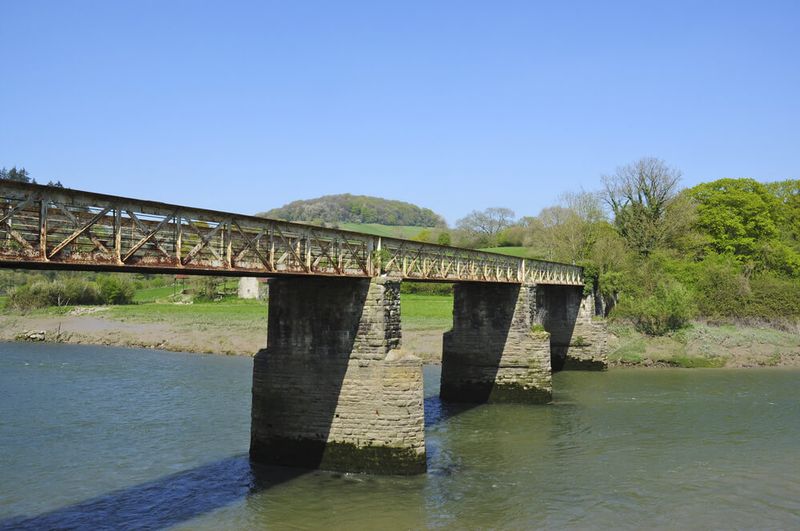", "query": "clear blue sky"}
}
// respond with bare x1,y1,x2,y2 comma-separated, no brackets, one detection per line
2,1,798,225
